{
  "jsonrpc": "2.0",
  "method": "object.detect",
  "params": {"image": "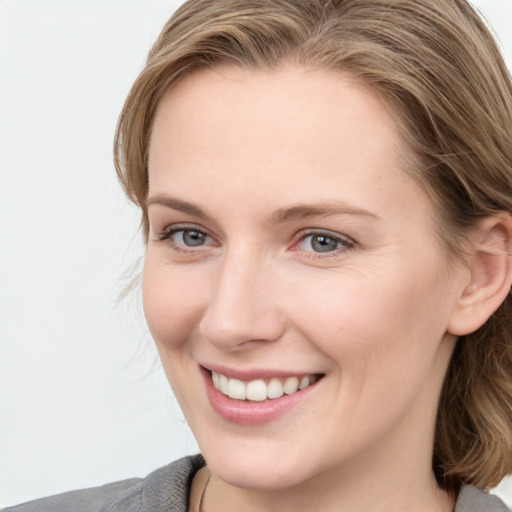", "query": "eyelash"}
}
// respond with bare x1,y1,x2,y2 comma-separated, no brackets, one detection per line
154,224,215,255
292,230,355,259
154,225,356,259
